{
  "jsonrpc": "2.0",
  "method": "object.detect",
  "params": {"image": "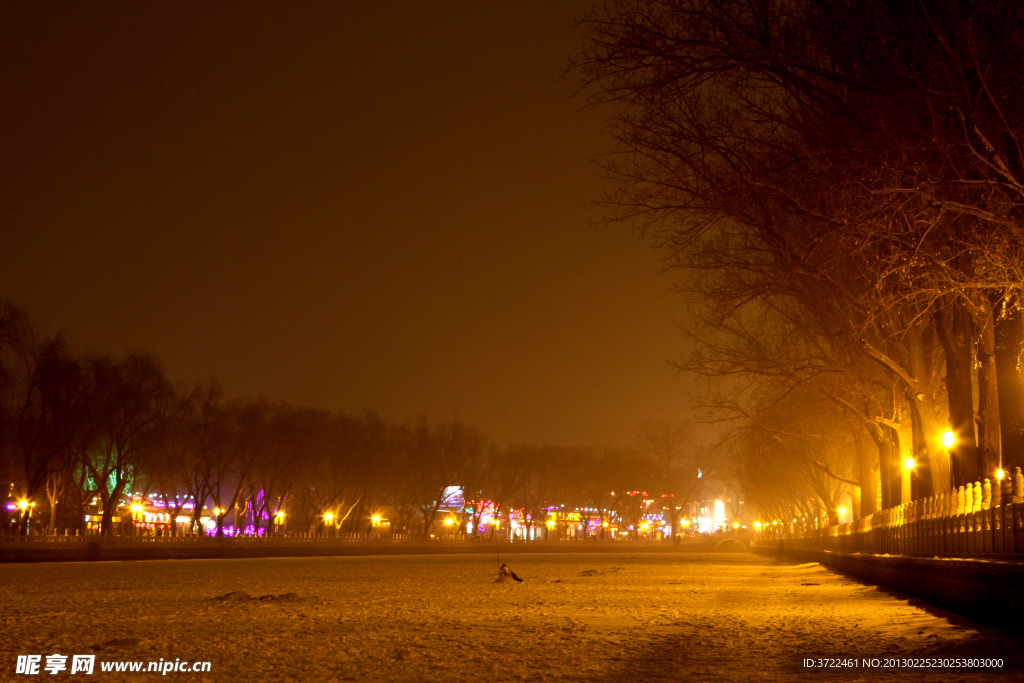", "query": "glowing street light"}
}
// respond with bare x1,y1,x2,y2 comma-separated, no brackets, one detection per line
997,468,1006,480
18,500,28,511
371,514,381,526
941,431,955,449
444,518,454,527
324,512,334,525
904,457,915,470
